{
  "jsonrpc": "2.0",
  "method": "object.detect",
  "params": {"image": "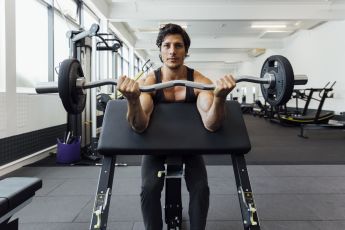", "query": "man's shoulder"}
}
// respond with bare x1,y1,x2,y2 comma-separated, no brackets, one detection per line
193,70,212,84
141,71,156,85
